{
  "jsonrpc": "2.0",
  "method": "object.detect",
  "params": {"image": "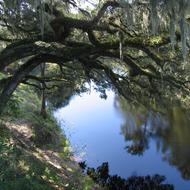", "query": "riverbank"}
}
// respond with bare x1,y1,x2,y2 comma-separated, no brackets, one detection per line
0,84,99,190
0,79,183,190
